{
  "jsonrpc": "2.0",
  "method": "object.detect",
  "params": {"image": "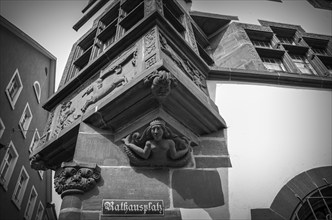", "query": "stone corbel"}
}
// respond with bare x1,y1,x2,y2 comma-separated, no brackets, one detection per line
54,162,101,197
30,154,47,171
122,119,192,167
144,70,177,98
